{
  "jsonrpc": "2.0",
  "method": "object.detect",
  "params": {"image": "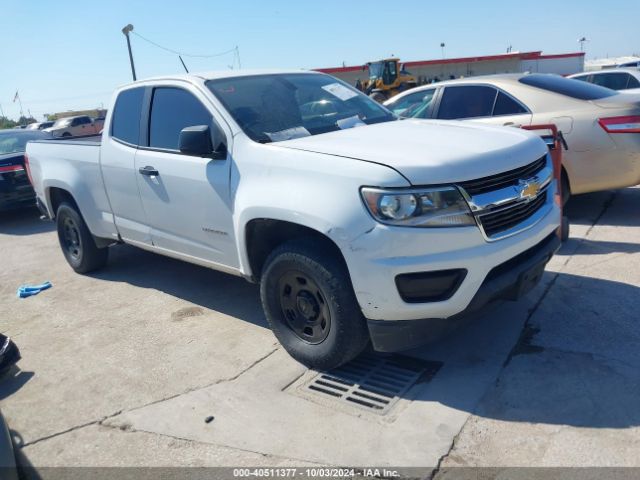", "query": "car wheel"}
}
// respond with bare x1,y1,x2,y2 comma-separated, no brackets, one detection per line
62,132,72,138
260,238,370,370
56,202,108,273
